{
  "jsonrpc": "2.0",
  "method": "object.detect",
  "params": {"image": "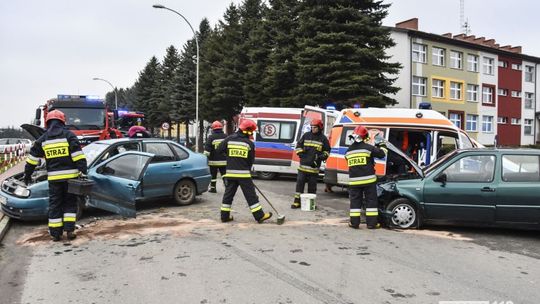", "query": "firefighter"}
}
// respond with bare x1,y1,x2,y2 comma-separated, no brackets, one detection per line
204,120,227,193
217,119,272,223
24,110,88,241
345,125,387,229
291,118,331,209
